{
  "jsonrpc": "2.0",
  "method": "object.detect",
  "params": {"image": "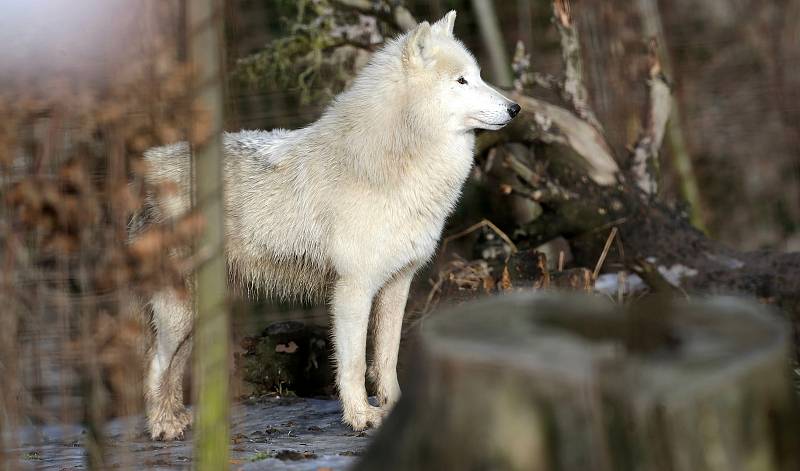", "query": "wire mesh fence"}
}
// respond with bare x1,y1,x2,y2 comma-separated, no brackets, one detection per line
1,0,799,469
0,1,203,467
